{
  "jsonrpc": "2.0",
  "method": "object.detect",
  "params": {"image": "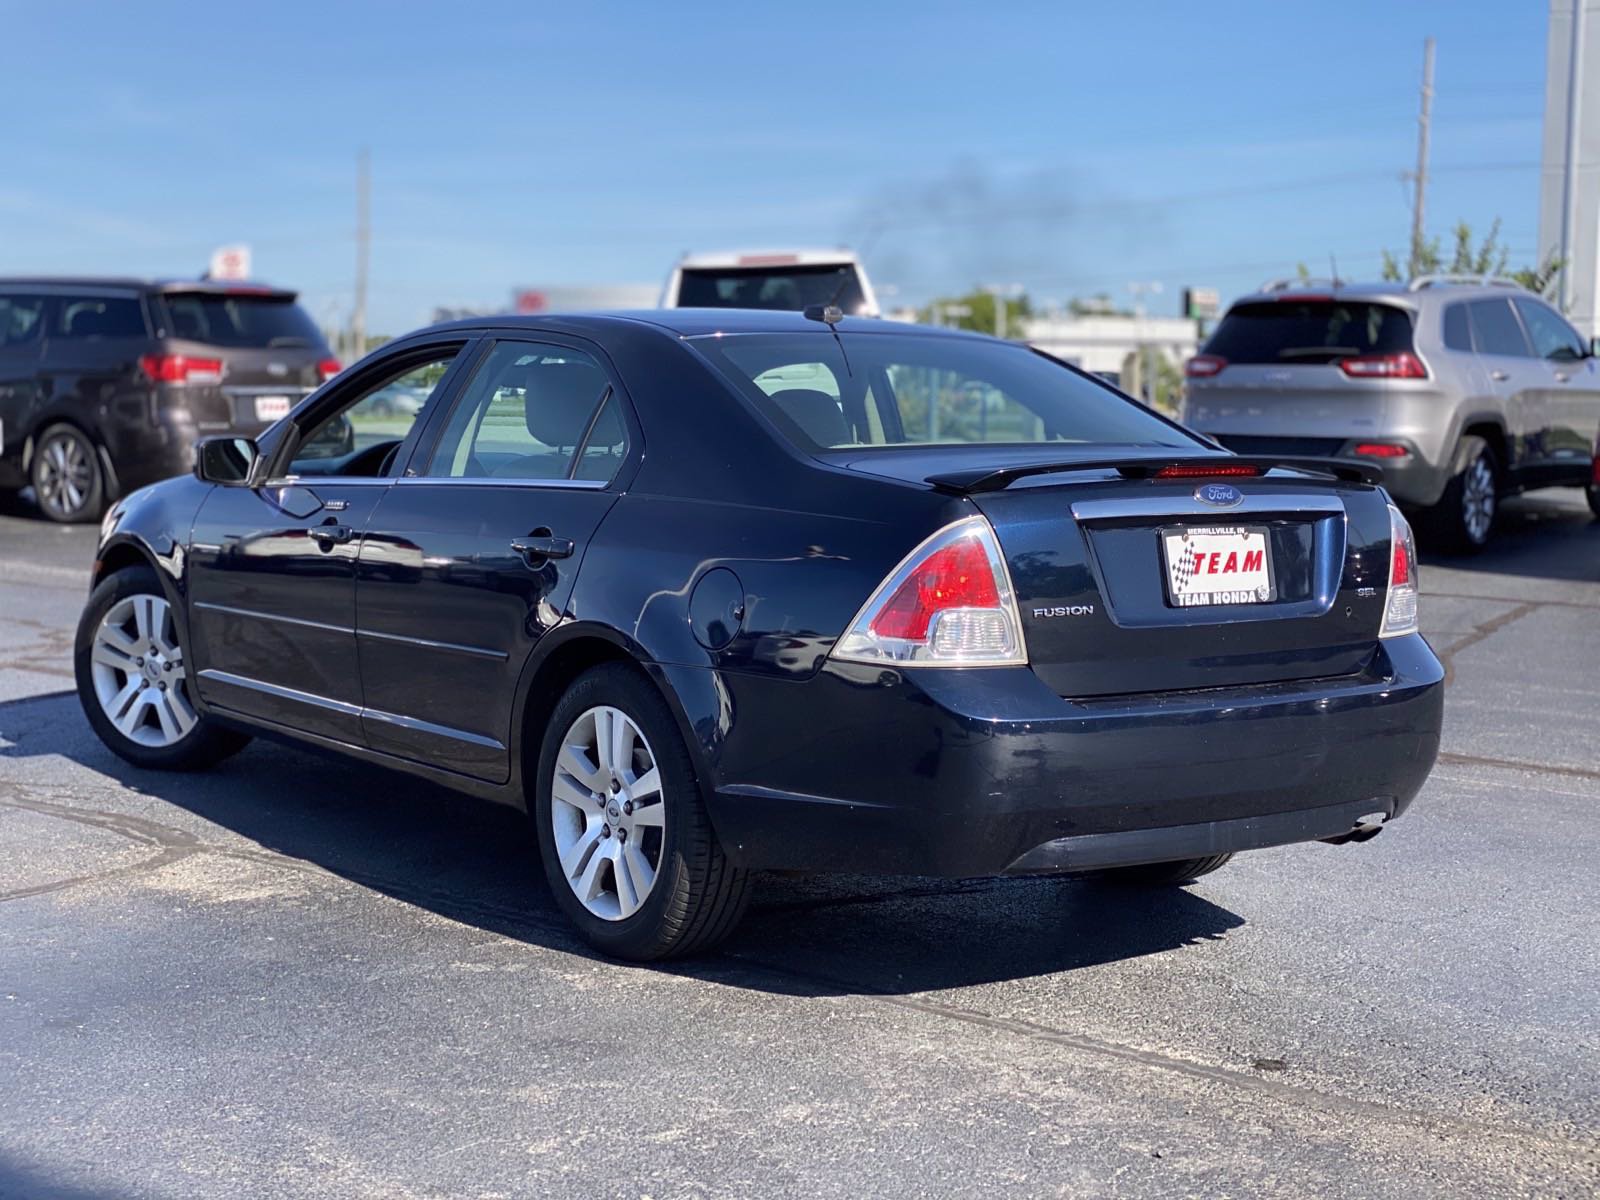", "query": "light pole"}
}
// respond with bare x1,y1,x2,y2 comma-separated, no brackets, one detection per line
981,283,1024,340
